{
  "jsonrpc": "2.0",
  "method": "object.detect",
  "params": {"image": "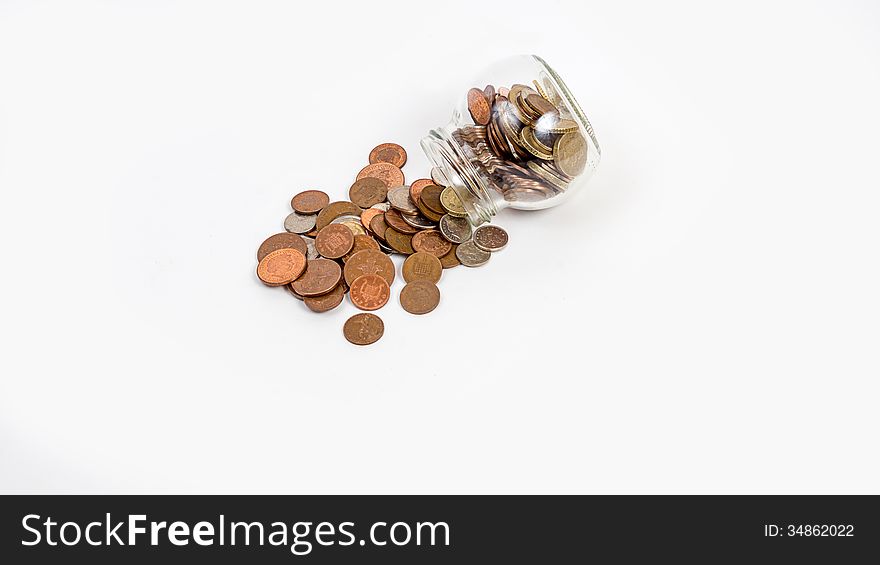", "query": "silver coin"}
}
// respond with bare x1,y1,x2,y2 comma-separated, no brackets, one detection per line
387,185,419,215
456,240,491,267
370,202,390,212
284,211,317,234
376,239,395,254
439,214,472,244
401,213,436,230
300,236,319,260
431,167,448,187
473,224,508,252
